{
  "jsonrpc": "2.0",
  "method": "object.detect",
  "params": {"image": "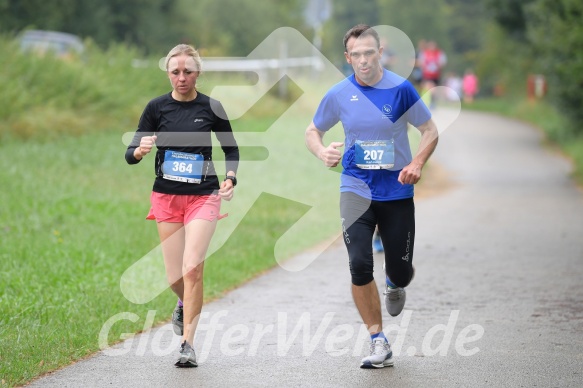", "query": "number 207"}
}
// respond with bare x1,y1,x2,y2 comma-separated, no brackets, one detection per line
364,149,384,161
